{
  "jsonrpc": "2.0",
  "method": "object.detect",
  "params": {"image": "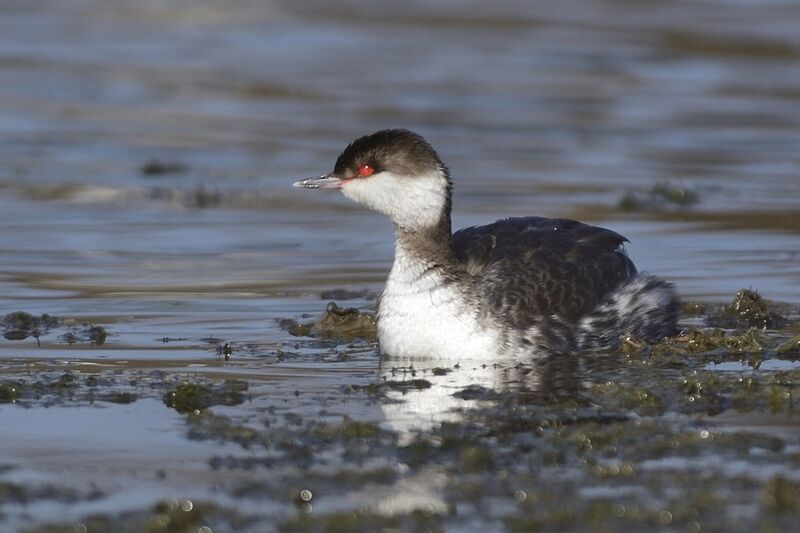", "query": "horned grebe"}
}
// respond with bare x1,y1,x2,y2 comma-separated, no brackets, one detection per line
294,129,680,359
